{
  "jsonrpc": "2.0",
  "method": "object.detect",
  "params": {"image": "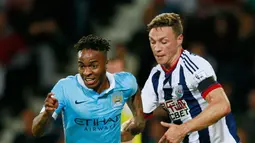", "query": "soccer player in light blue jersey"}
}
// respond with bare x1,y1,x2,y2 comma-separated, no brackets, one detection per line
31,35,146,143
